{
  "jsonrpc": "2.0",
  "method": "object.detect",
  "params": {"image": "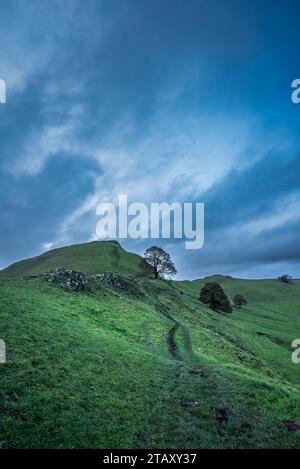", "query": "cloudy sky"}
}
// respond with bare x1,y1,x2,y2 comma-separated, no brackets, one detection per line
0,0,300,279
